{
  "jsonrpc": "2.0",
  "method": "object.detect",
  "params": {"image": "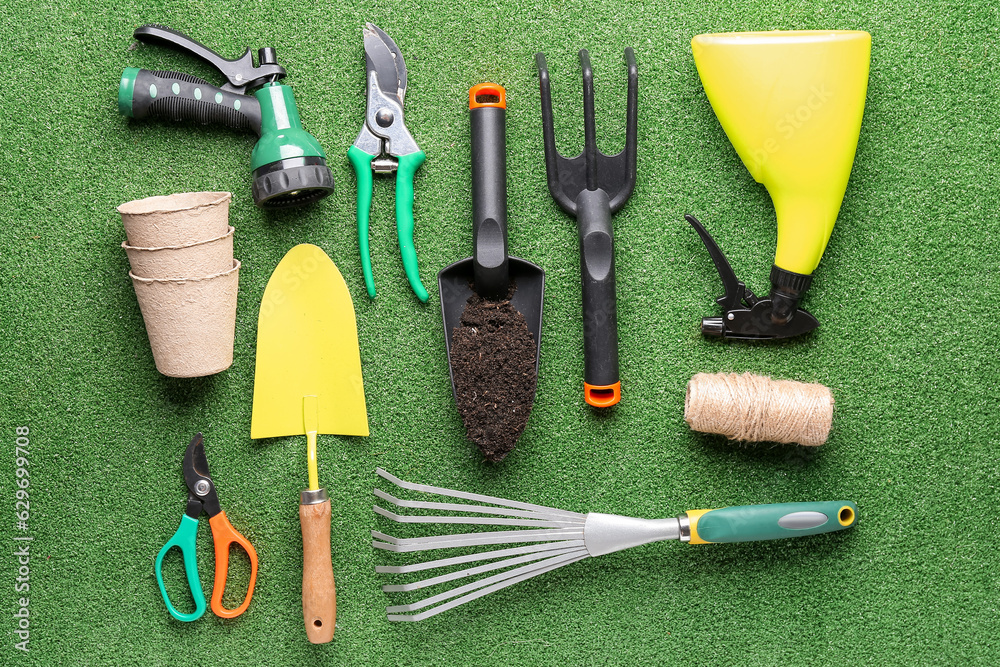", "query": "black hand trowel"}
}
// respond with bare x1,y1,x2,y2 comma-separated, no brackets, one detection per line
438,84,544,462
